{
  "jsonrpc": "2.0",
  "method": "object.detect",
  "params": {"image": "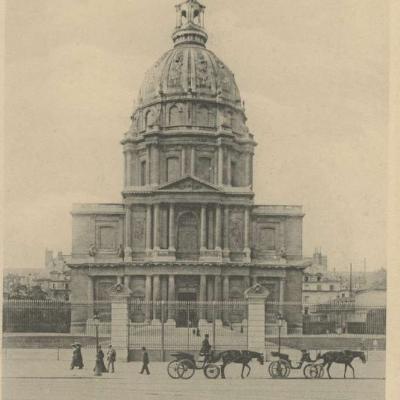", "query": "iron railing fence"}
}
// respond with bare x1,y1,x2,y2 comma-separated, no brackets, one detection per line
3,300,386,338
2,300,71,333
127,300,248,351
